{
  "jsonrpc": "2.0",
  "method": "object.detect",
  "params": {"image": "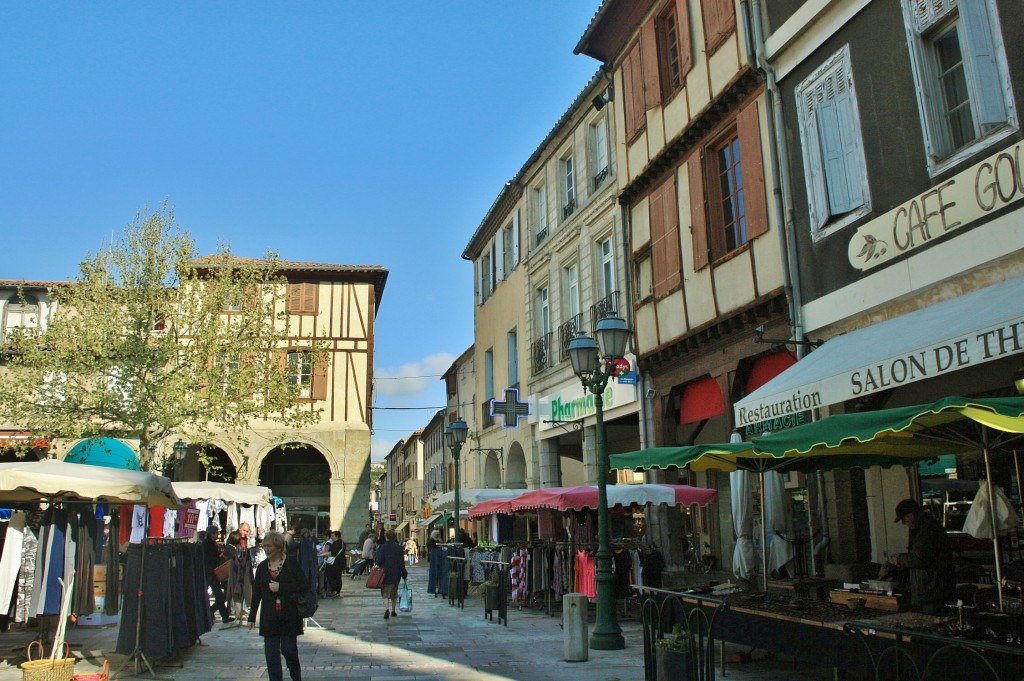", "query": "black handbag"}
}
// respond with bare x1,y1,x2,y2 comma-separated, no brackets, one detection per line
292,590,319,619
